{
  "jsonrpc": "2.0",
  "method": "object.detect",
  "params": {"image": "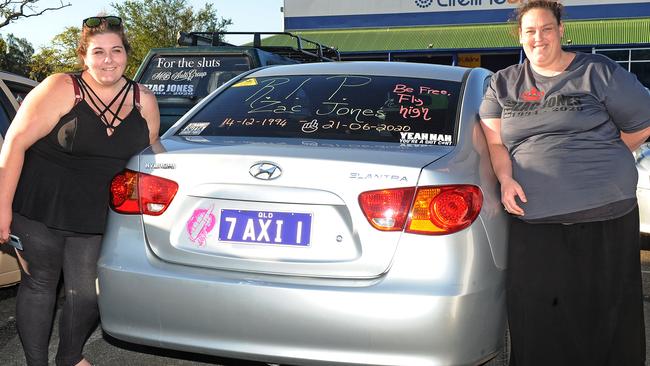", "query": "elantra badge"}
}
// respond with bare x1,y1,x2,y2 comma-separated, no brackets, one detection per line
250,162,282,180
